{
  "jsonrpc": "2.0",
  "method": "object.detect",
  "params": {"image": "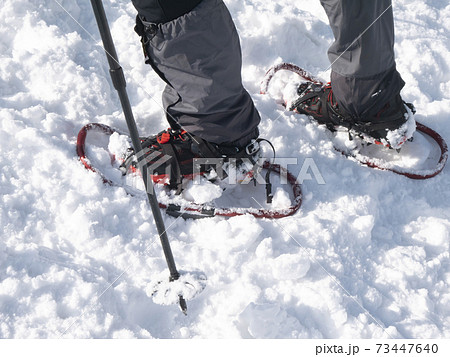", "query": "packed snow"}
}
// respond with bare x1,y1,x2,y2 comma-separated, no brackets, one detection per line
1,0,450,339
